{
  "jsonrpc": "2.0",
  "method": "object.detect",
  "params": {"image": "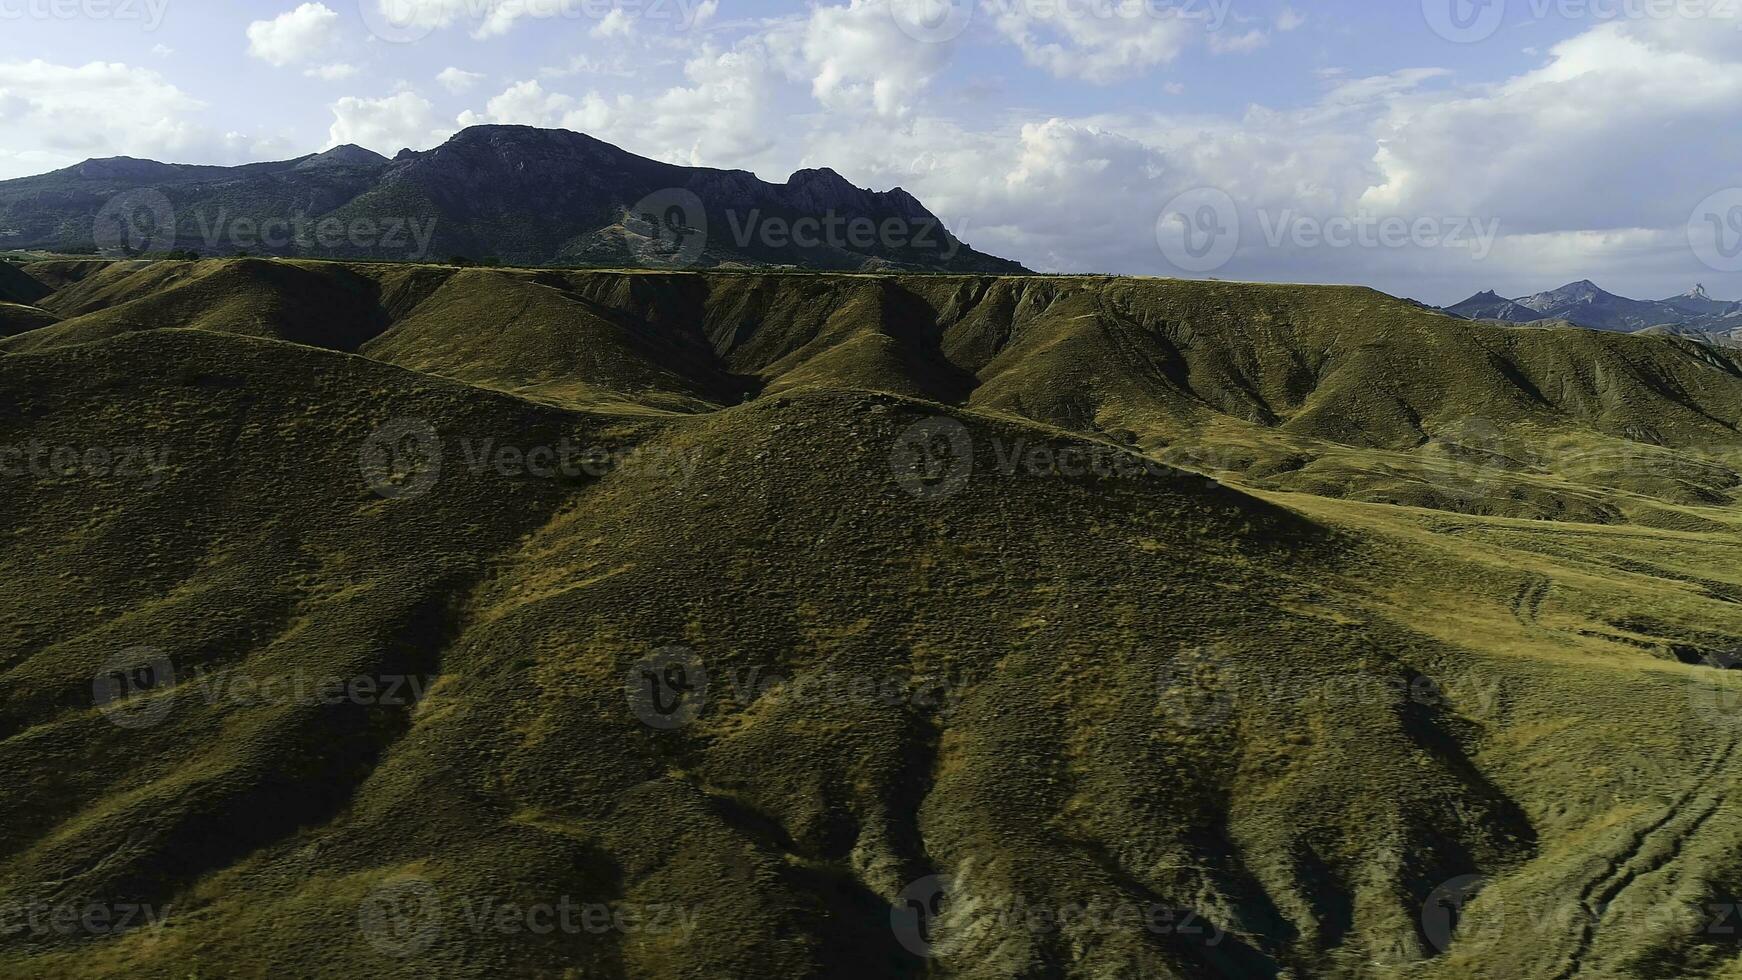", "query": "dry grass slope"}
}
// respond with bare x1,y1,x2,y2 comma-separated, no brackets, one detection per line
2,260,1742,978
